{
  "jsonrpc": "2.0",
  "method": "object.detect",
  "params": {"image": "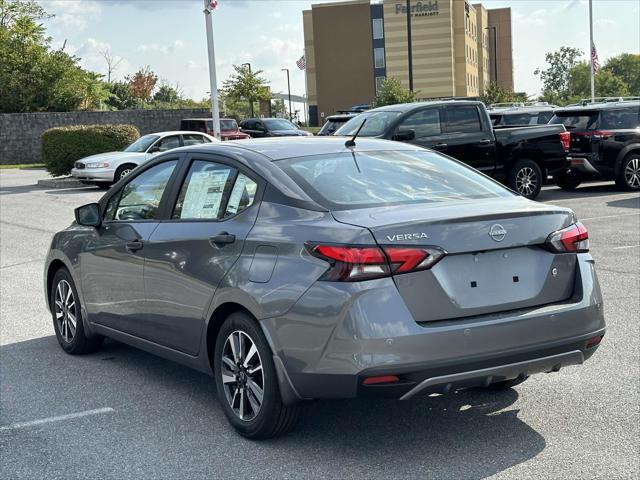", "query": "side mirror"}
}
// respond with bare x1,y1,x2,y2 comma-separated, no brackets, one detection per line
393,129,415,141
75,203,101,227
